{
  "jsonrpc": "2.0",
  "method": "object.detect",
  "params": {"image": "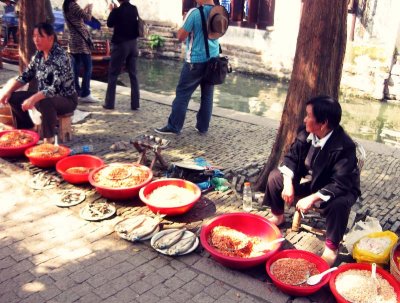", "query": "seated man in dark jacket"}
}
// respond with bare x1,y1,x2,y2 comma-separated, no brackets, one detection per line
263,95,361,266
